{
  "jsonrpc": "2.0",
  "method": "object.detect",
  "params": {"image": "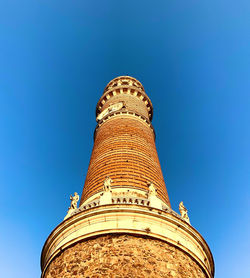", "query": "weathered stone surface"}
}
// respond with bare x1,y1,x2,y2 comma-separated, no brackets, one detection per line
44,234,207,278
